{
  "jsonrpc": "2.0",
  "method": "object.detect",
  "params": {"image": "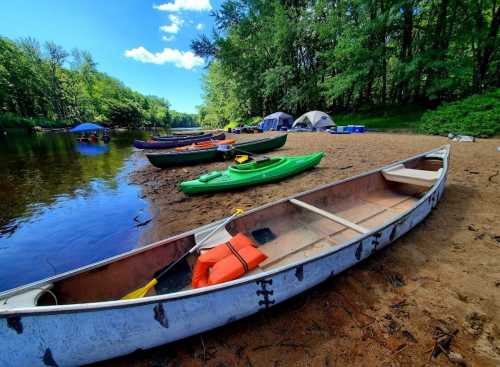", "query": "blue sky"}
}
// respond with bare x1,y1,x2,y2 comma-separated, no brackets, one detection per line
0,0,221,113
